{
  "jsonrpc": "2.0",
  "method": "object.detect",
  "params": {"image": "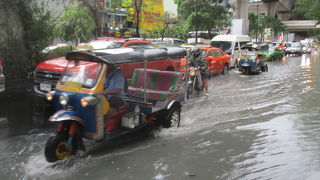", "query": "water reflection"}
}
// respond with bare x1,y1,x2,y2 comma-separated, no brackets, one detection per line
300,54,311,67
